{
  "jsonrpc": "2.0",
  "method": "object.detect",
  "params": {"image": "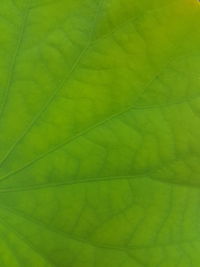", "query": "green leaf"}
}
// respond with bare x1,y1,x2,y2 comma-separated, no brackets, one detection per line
0,0,200,266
